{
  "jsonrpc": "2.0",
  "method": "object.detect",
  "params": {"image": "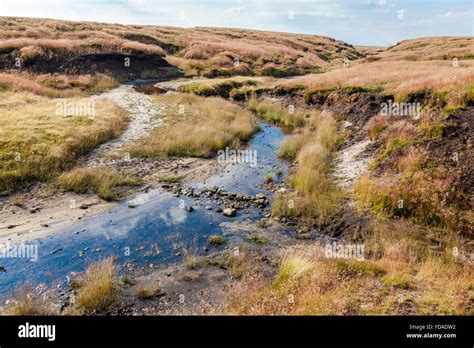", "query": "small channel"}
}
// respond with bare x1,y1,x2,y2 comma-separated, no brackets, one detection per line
0,116,288,297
